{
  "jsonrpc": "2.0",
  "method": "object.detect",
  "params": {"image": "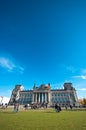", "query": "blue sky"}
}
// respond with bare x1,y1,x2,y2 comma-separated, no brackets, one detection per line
0,0,86,99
